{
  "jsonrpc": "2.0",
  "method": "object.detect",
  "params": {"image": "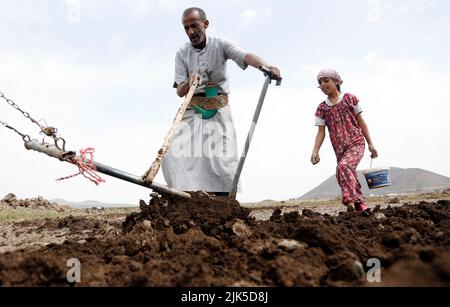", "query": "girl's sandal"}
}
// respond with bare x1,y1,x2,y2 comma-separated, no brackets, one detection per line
346,204,356,212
